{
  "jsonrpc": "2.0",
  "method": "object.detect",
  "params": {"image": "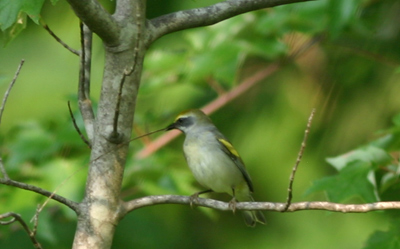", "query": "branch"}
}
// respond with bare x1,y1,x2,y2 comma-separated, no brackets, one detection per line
0,212,42,249
65,0,120,45
146,0,313,45
0,178,79,212
123,195,400,214
283,108,315,211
